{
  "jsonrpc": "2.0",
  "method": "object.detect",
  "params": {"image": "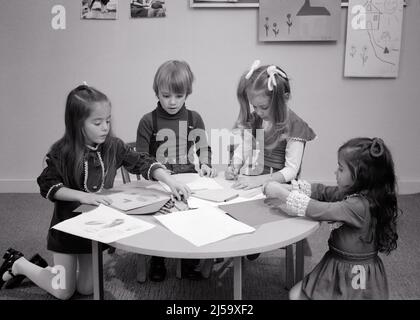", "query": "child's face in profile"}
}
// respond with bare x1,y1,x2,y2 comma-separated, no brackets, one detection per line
335,154,354,192
83,102,111,146
158,88,187,115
